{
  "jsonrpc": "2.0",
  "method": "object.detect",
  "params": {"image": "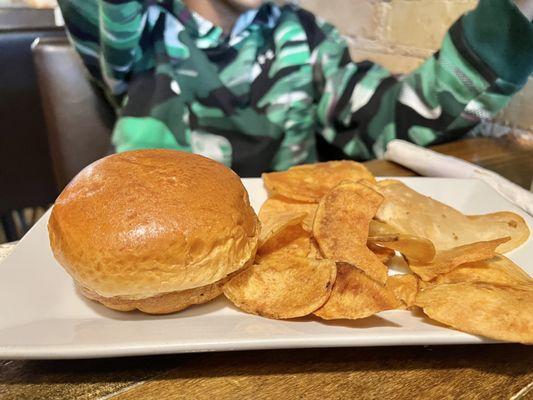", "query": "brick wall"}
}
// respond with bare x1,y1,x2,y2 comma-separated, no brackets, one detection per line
299,0,533,133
